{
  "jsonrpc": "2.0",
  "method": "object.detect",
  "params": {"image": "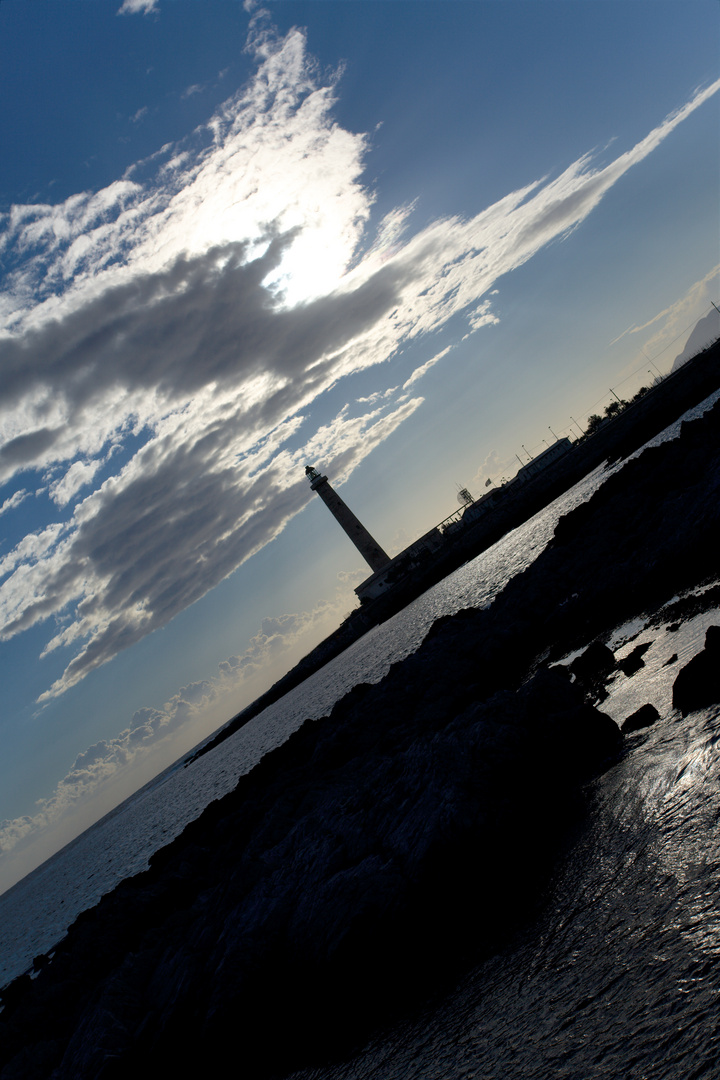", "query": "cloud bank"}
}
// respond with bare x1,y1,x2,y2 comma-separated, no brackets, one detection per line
0,592,343,862
0,678,214,857
1,19,718,708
